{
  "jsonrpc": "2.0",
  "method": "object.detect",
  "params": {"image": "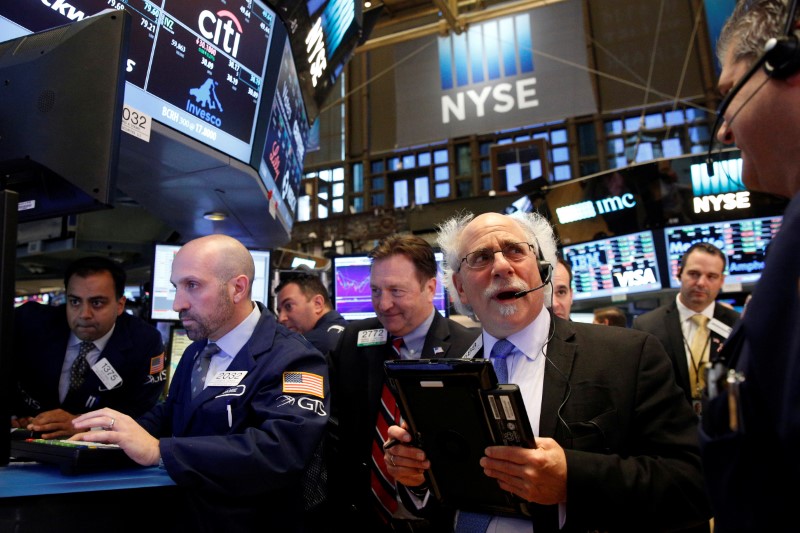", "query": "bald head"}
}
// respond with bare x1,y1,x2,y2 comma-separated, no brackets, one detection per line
171,234,256,341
